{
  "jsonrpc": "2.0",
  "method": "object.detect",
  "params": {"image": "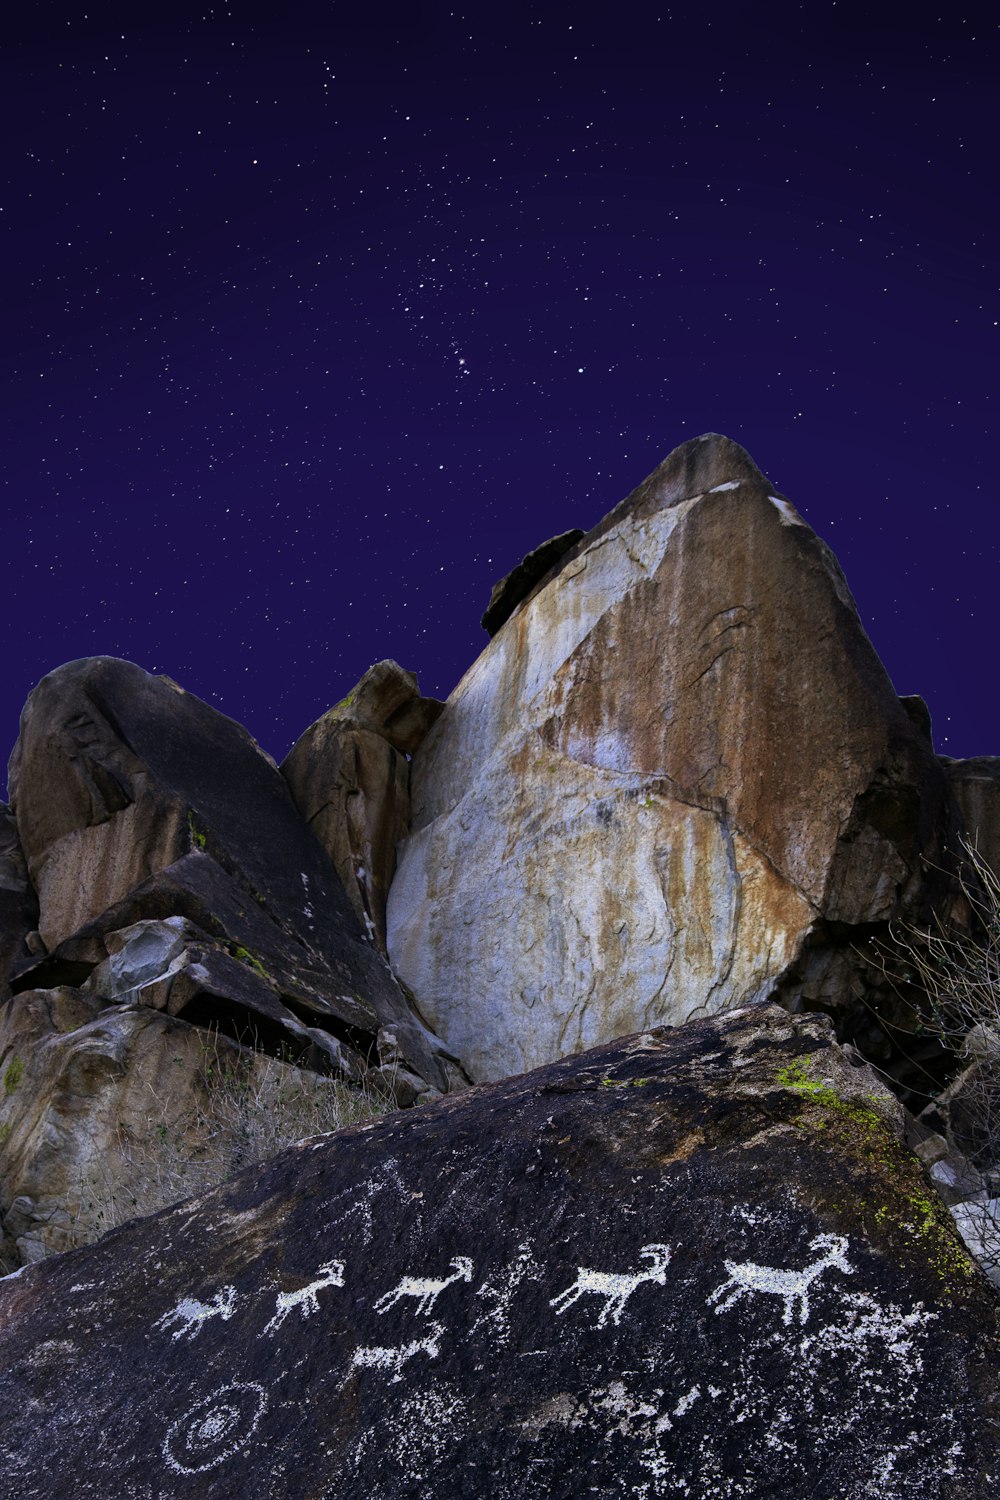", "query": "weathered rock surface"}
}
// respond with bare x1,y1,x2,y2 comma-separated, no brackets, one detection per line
943,755,1000,879
0,1005,995,1499
281,661,443,953
481,527,586,636
6,657,454,1099
0,805,36,996
0,984,383,1269
388,434,953,1084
